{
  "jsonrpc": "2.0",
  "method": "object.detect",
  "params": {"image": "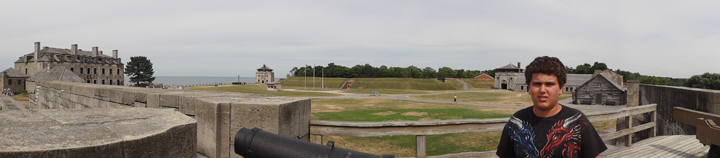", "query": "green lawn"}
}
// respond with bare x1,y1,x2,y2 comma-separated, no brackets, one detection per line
411,91,572,106
463,79,494,90
186,84,342,97
315,108,512,121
